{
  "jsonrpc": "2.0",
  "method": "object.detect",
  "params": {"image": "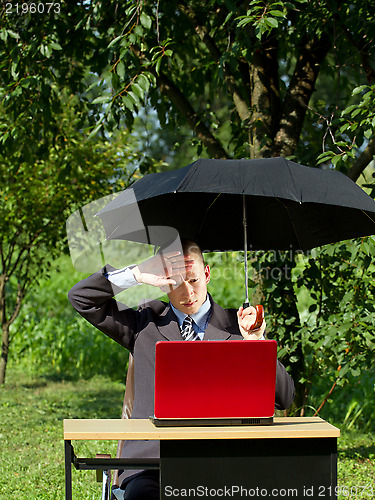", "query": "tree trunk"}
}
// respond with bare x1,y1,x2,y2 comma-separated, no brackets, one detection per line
259,250,307,413
274,34,331,157
249,36,280,159
156,72,229,159
0,324,9,386
0,275,25,386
